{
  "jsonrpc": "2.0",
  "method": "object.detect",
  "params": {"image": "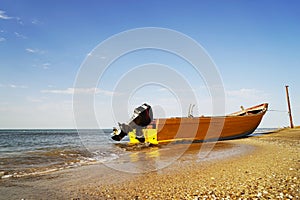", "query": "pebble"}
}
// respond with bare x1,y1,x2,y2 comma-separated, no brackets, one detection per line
0,171,5,177
1,174,12,179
